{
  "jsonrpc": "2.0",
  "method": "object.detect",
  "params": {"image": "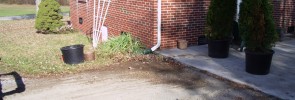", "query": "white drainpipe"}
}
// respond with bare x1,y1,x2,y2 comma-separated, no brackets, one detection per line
236,0,242,22
151,0,162,51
